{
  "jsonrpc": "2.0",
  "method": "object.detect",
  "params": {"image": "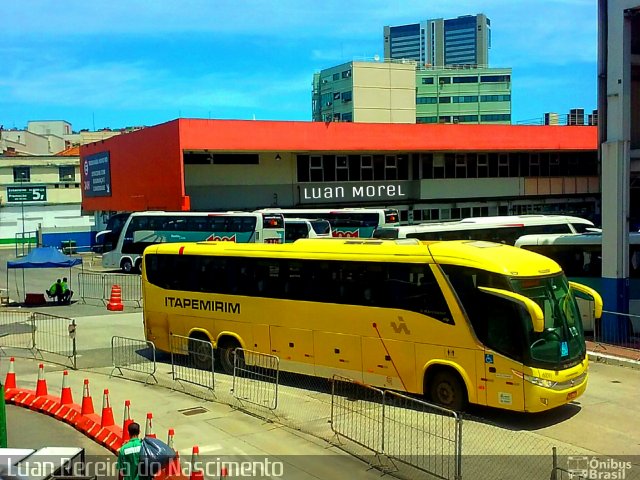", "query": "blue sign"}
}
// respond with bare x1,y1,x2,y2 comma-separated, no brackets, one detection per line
484,354,494,364
83,151,112,197
561,341,569,357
